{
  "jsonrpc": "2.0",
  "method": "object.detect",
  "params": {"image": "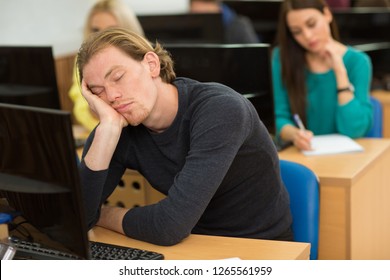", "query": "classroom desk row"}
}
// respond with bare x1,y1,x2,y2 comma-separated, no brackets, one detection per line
74,125,390,260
